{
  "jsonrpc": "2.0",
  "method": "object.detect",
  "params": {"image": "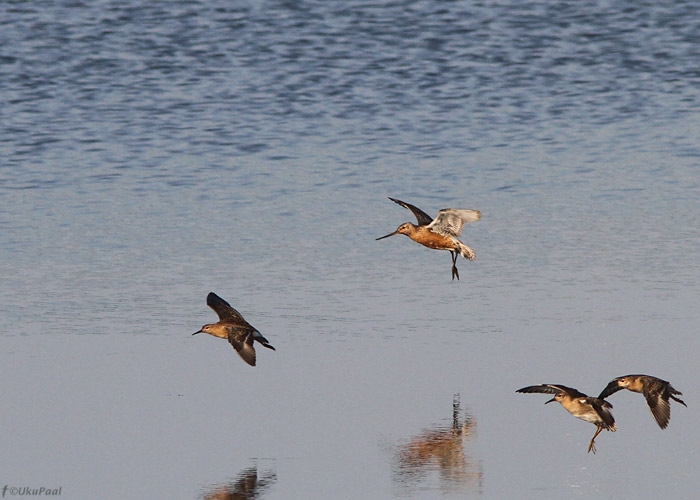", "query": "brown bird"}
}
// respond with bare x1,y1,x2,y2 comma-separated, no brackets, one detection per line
517,384,616,453
598,374,686,429
193,292,275,366
376,197,481,280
